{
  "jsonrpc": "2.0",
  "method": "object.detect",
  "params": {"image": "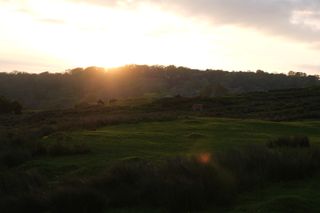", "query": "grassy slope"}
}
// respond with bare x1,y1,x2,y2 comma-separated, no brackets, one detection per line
25,117,320,176
229,172,320,212
20,117,320,212
149,86,320,120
